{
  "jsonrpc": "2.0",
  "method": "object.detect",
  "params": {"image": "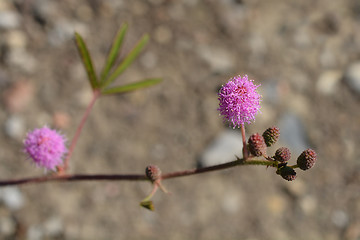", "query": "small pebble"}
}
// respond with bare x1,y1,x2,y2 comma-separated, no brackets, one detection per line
0,10,20,29
168,3,185,20
5,30,27,49
4,115,25,140
316,70,342,95
0,187,25,211
44,217,63,237
27,225,43,240
140,51,158,70
221,192,241,214
154,25,173,44
76,88,93,107
344,62,360,95
300,195,317,215
0,69,10,87
331,210,349,228
283,179,307,198
319,49,336,68
131,1,148,16
0,1,12,11
8,49,38,73
293,28,312,48
0,217,16,236
48,20,88,46
266,194,286,216
199,130,243,167
52,111,71,129
278,112,309,156
3,80,34,113
197,45,234,74
75,4,93,21
249,33,267,56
